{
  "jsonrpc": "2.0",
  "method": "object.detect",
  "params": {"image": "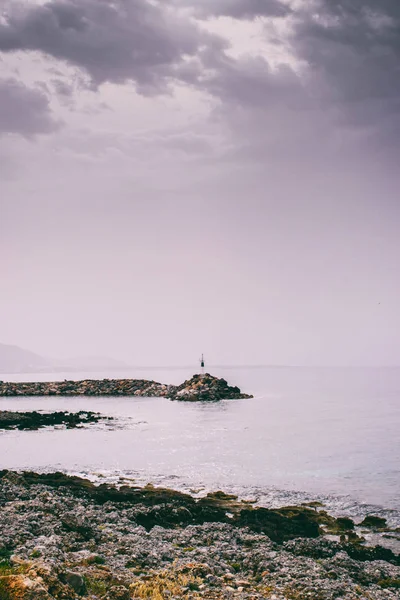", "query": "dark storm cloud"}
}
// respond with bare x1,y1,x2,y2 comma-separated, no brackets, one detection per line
314,0,400,21
203,53,302,109
0,0,398,151
291,0,400,127
198,0,400,152
0,0,224,90
0,78,59,136
182,0,290,19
